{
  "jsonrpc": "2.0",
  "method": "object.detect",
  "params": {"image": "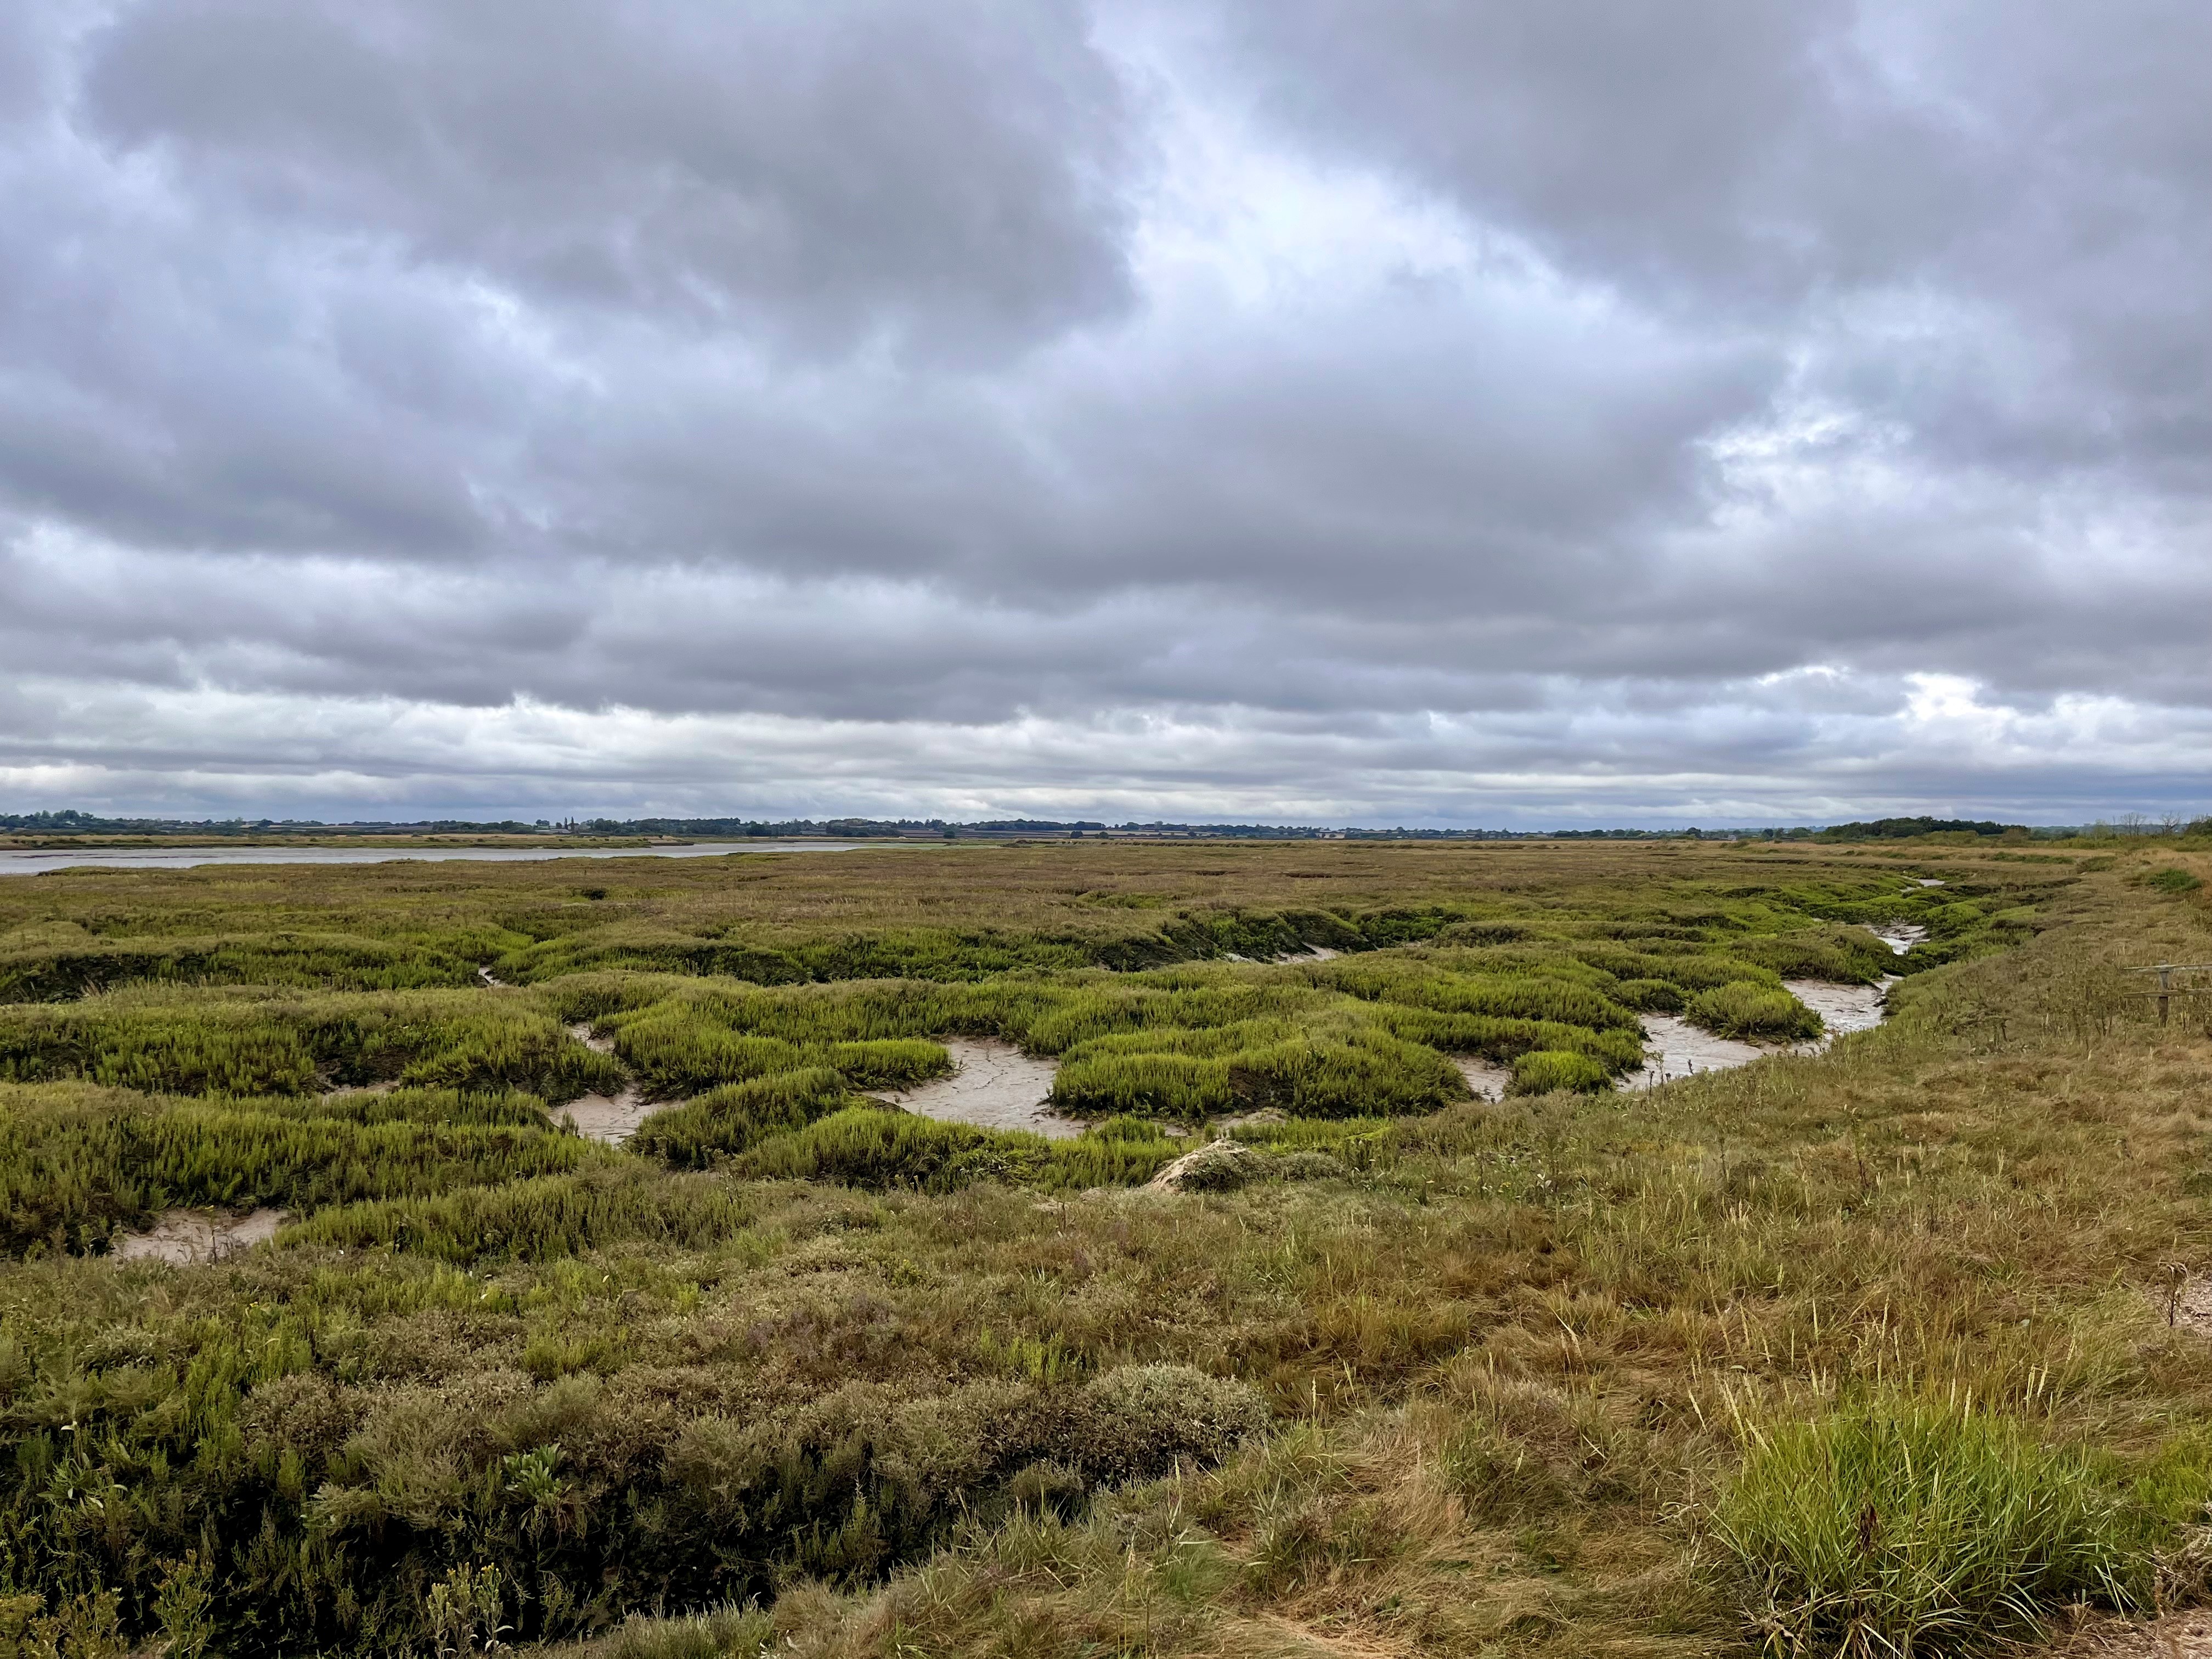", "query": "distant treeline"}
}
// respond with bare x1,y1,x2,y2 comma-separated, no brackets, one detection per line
1815,817,2016,839
12,807,2207,842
